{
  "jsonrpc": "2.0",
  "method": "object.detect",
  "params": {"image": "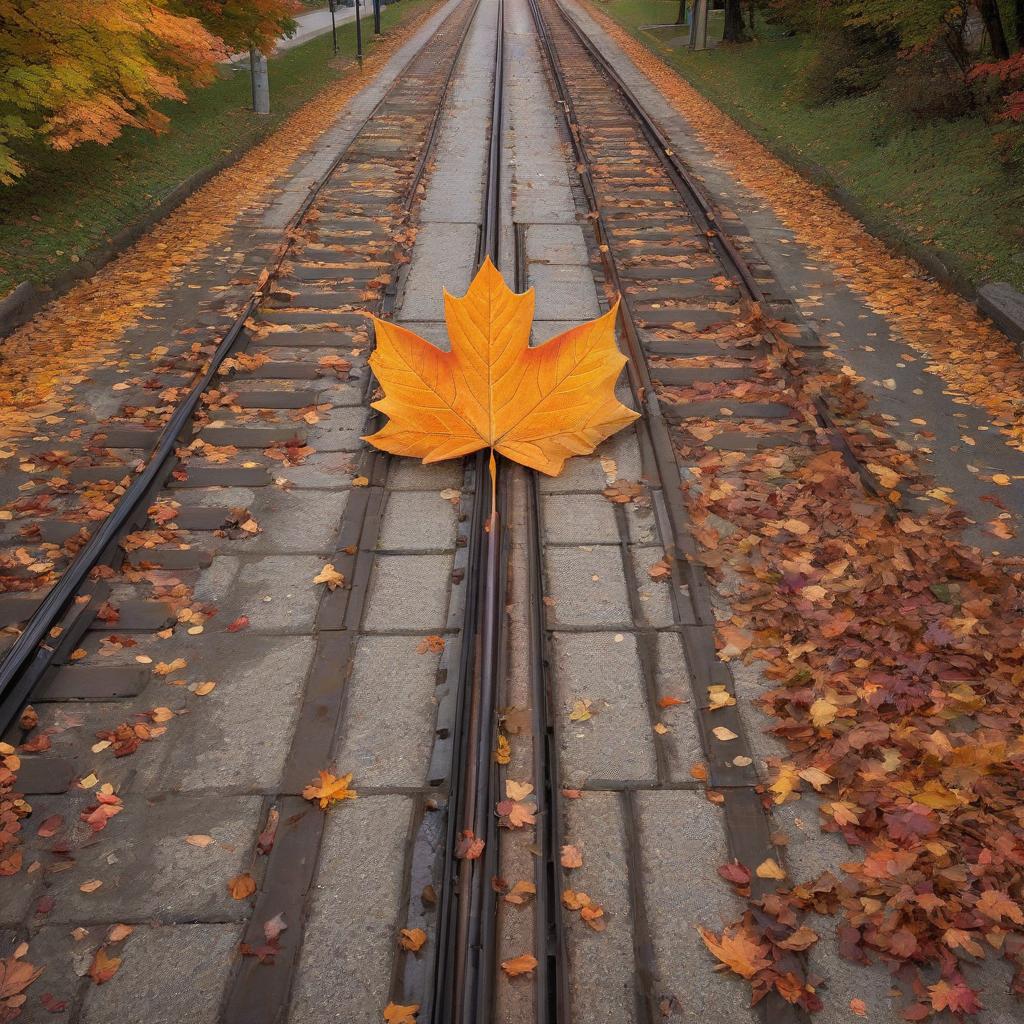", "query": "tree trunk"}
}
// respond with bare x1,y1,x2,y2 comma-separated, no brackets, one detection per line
1015,0,1024,49
676,0,687,26
723,0,749,42
747,0,756,33
978,0,1010,59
